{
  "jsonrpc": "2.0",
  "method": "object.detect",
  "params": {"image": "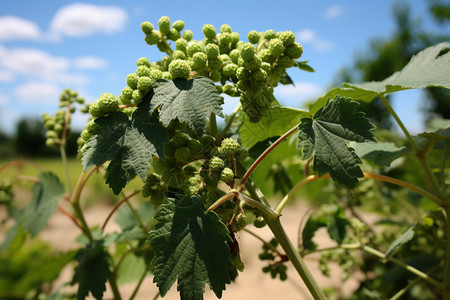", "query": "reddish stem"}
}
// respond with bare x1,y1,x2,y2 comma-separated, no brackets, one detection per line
58,205,83,230
101,191,140,230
